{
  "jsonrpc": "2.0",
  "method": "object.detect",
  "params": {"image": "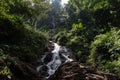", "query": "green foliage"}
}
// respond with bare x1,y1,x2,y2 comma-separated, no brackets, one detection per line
93,0,109,10
0,25,48,63
0,23,48,65
55,30,68,46
62,0,120,64
0,0,120,78
55,23,90,62
29,0,50,26
0,66,12,79
39,25,49,32
90,28,120,75
0,0,49,79
0,0,50,28
67,0,120,32
104,61,120,75
0,0,49,65
72,23,83,31
67,23,90,62
0,50,12,79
